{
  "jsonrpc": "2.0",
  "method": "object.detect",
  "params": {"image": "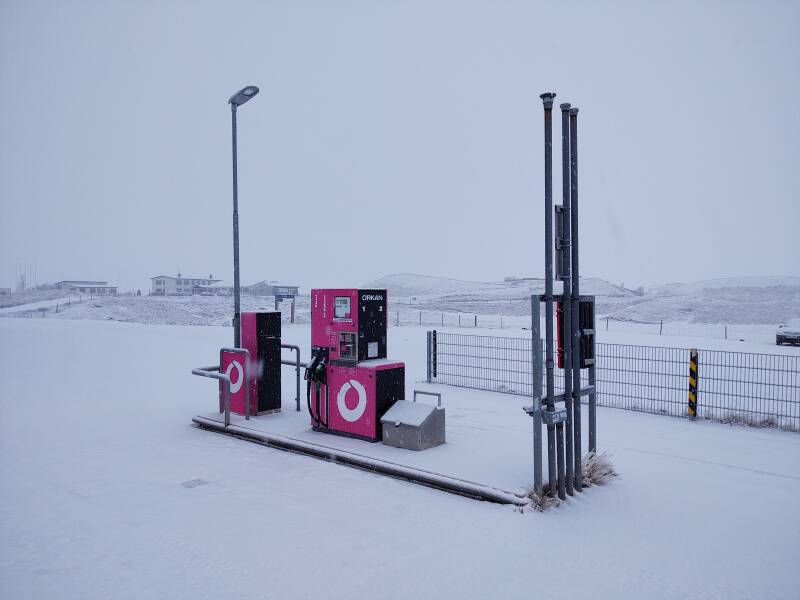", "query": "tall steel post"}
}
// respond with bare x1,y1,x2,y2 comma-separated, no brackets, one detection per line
569,107,583,490
540,92,558,497
531,296,543,495
560,103,575,496
231,105,241,348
